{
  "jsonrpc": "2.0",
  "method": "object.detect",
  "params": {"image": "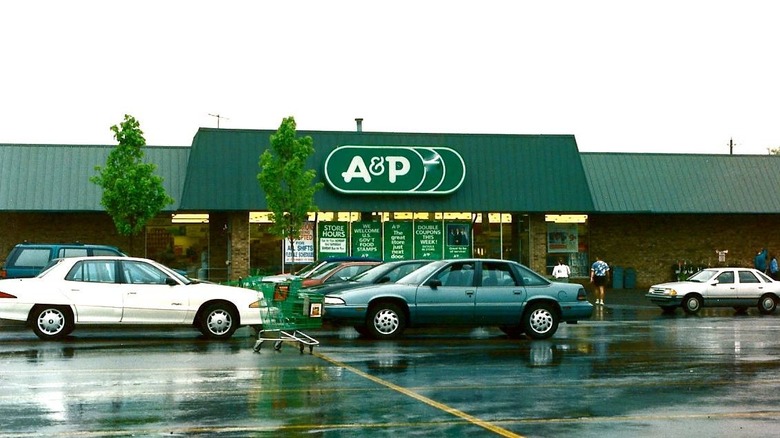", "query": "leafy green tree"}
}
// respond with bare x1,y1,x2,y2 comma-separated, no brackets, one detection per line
91,114,174,253
258,117,323,270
